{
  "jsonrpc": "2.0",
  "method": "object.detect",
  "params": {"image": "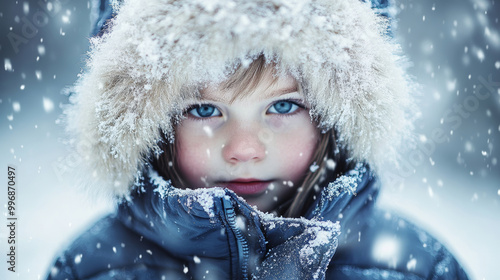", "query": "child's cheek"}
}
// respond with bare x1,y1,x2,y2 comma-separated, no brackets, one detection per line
176,124,214,188
267,117,285,130
283,138,315,175
266,111,310,132
274,122,319,182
